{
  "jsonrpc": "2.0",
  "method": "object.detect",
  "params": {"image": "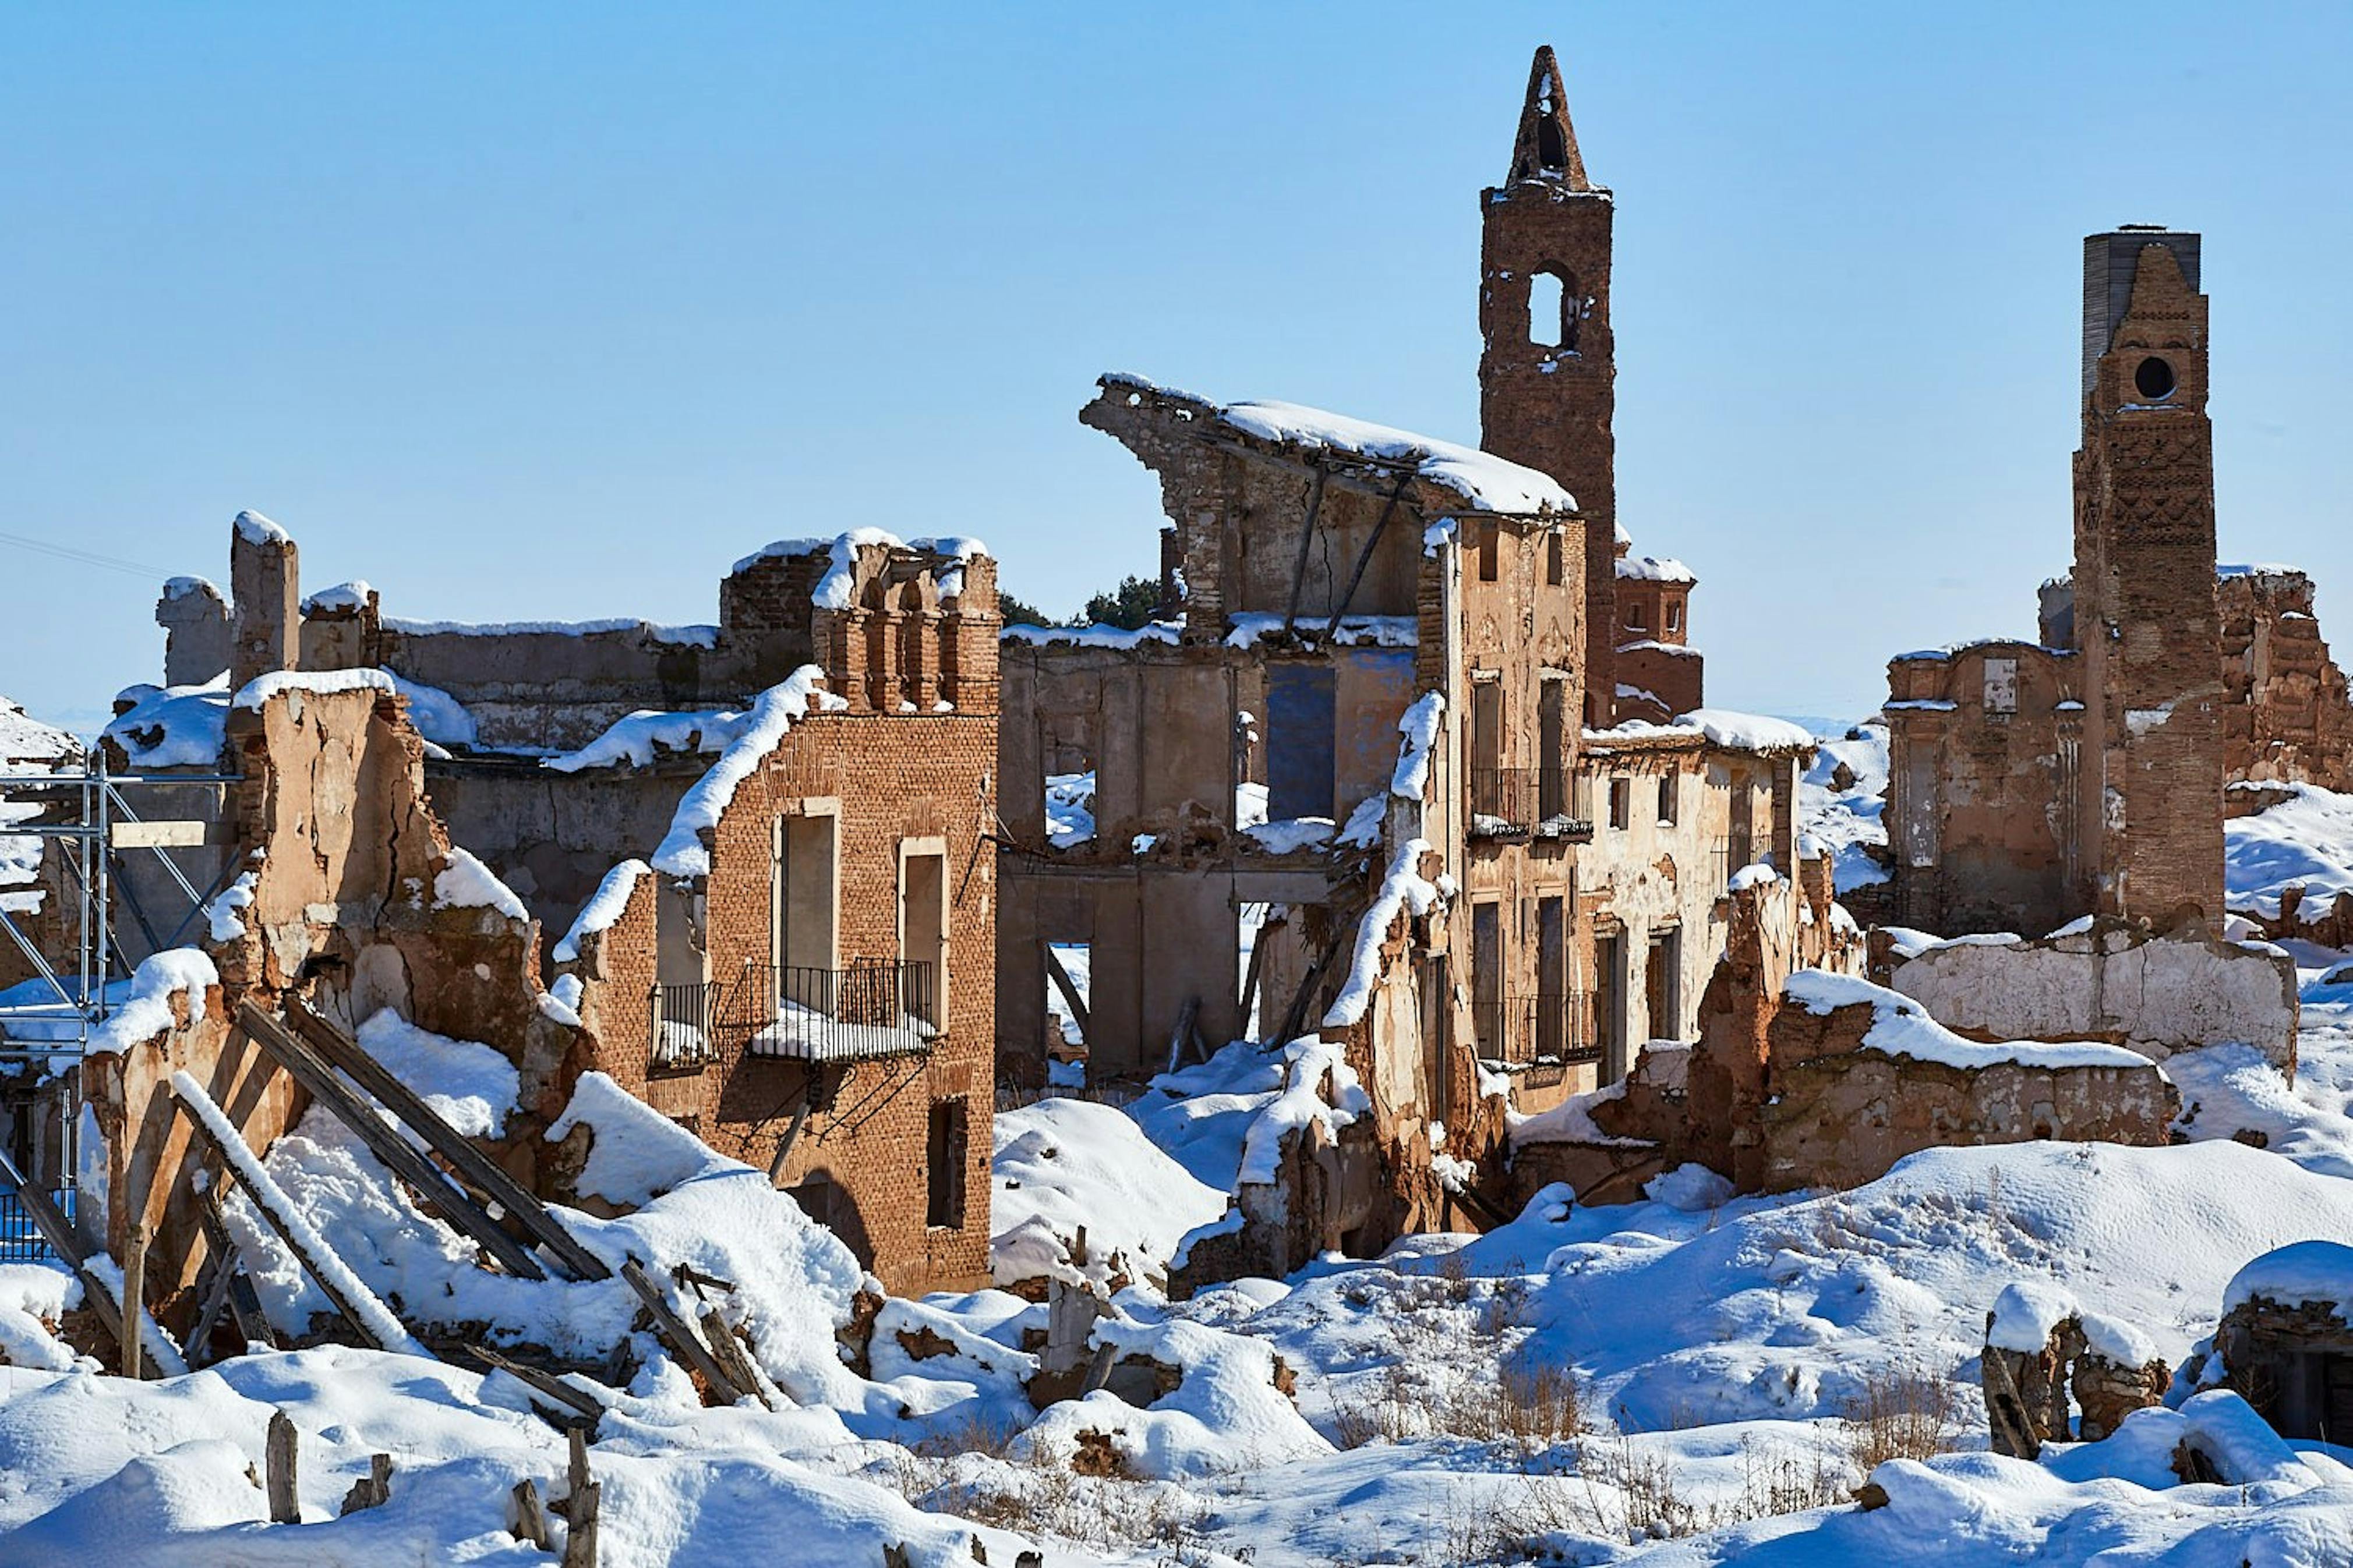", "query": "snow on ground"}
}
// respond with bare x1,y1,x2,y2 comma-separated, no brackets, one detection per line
991,1098,1228,1294
1044,771,1095,849
2227,780,2353,919
1800,722,1890,893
